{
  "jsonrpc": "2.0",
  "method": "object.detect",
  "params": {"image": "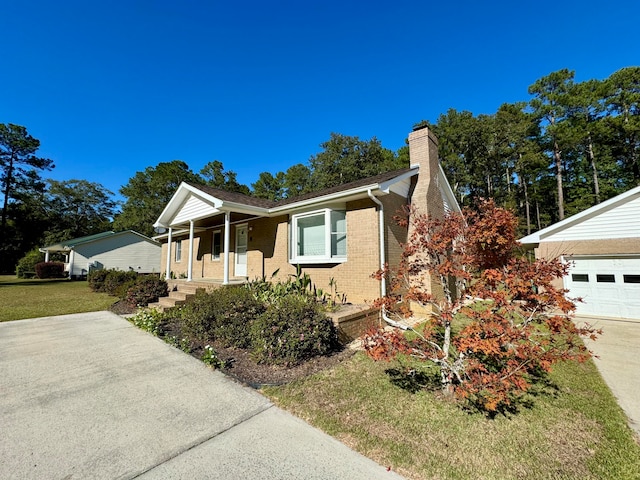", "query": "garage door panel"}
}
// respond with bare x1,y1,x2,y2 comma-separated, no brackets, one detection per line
565,257,640,320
